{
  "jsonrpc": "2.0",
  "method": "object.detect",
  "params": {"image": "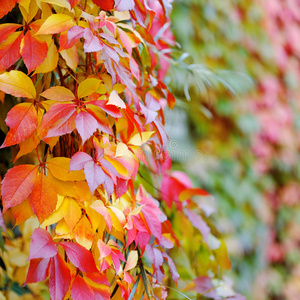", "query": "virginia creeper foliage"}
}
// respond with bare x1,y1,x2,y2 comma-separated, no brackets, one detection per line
0,1,240,299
